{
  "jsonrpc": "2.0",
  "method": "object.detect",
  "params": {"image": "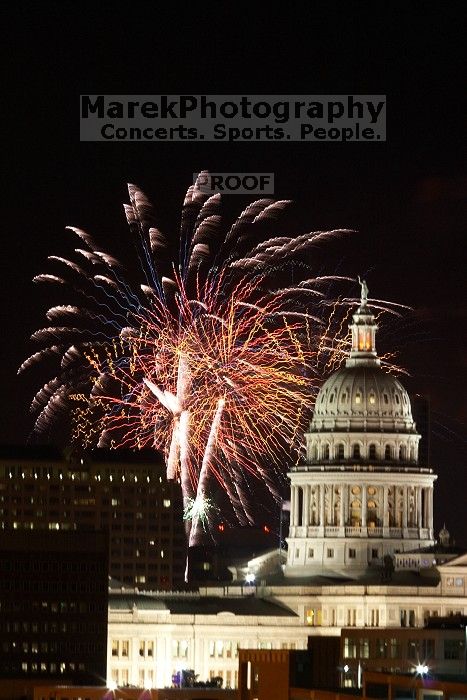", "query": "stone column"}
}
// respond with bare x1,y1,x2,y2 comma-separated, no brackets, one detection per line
319,484,325,527
292,485,298,527
383,486,389,531
361,484,367,528
417,487,422,530
402,486,408,530
428,486,434,533
303,484,310,528
339,484,345,528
